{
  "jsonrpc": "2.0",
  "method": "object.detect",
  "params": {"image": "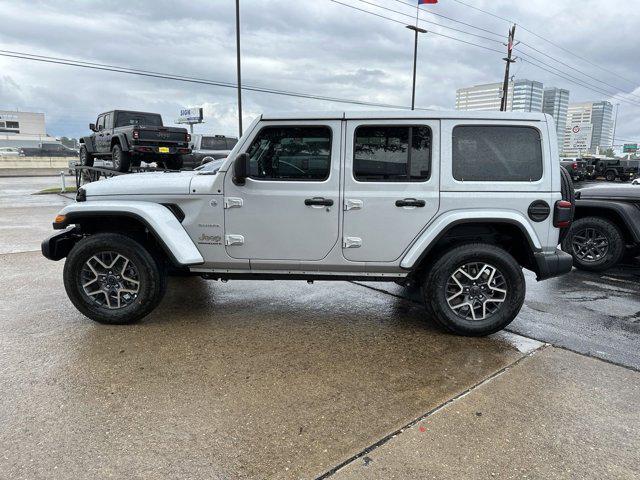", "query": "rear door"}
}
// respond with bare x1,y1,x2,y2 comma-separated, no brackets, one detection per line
223,120,342,263
342,119,440,262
